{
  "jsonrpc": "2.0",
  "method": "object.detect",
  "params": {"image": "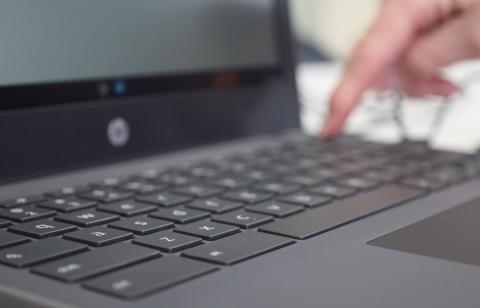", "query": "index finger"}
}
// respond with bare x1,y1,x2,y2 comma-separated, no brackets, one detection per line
321,0,452,138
